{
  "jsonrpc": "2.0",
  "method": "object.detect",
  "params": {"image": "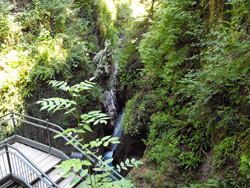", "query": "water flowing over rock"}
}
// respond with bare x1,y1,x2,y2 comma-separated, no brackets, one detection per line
102,61,120,126
103,90,117,126
104,109,125,161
